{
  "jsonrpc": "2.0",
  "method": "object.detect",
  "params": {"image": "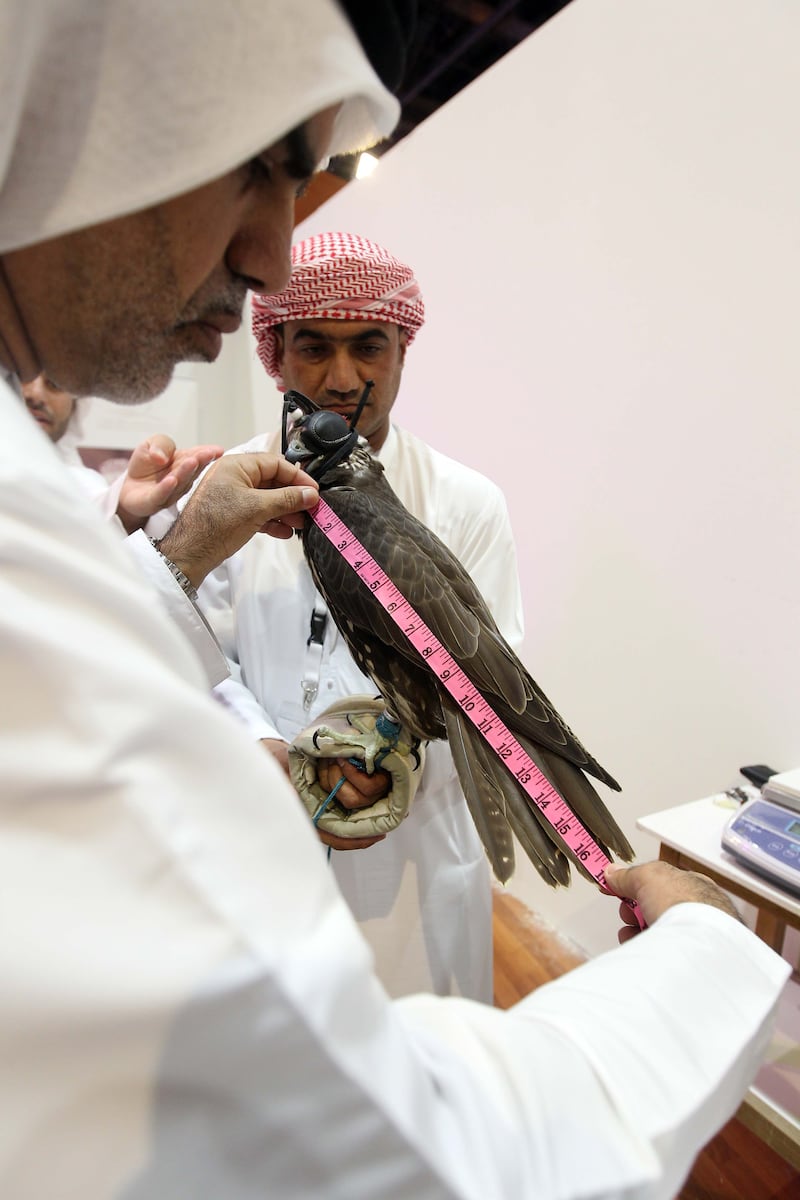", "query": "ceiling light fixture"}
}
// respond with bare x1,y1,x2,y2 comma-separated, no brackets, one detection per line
355,152,379,180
